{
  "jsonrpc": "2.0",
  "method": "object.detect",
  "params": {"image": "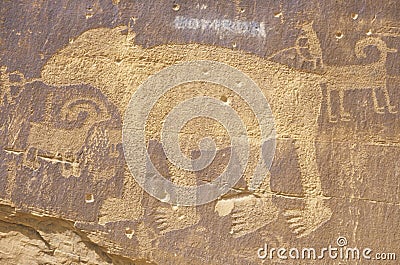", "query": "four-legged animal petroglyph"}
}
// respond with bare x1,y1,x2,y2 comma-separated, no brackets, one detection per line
324,37,397,122
270,22,398,122
2,82,117,177
4,23,397,240
41,26,332,238
0,69,124,217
